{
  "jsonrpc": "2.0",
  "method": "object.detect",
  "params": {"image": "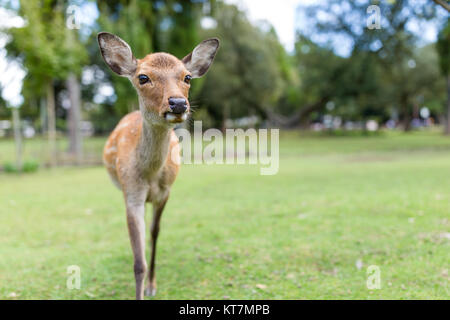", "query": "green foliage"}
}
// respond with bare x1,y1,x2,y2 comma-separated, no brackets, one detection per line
2,160,39,173
295,0,447,127
436,20,450,76
96,0,154,116
22,160,40,172
7,1,88,87
96,0,210,120
1,0,448,132
320,129,383,137
196,3,290,126
3,0,88,133
88,105,124,134
190,108,215,129
2,162,17,173
164,0,204,58
294,37,344,101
